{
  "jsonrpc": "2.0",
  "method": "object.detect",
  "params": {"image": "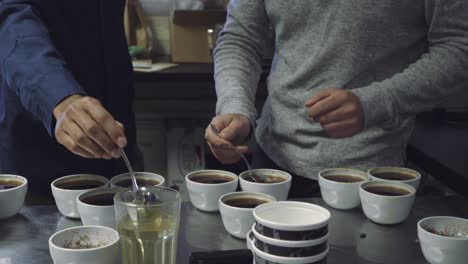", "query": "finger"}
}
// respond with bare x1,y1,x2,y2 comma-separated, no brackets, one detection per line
57,132,97,159
307,94,344,119
72,111,117,155
234,145,249,154
323,119,360,138
304,89,334,107
64,120,107,158
207,142,241,164
316,104,354,125
205,125,232,149
219,119,246,142
83,97,127,148
116,121,125,130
